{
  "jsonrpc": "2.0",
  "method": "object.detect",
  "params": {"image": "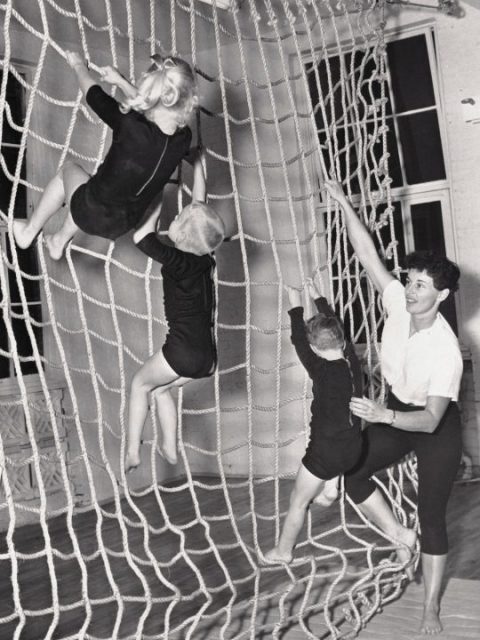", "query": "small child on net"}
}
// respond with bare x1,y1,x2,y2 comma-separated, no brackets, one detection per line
265,276,363,564
125,151,225,471
13,51,198,259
